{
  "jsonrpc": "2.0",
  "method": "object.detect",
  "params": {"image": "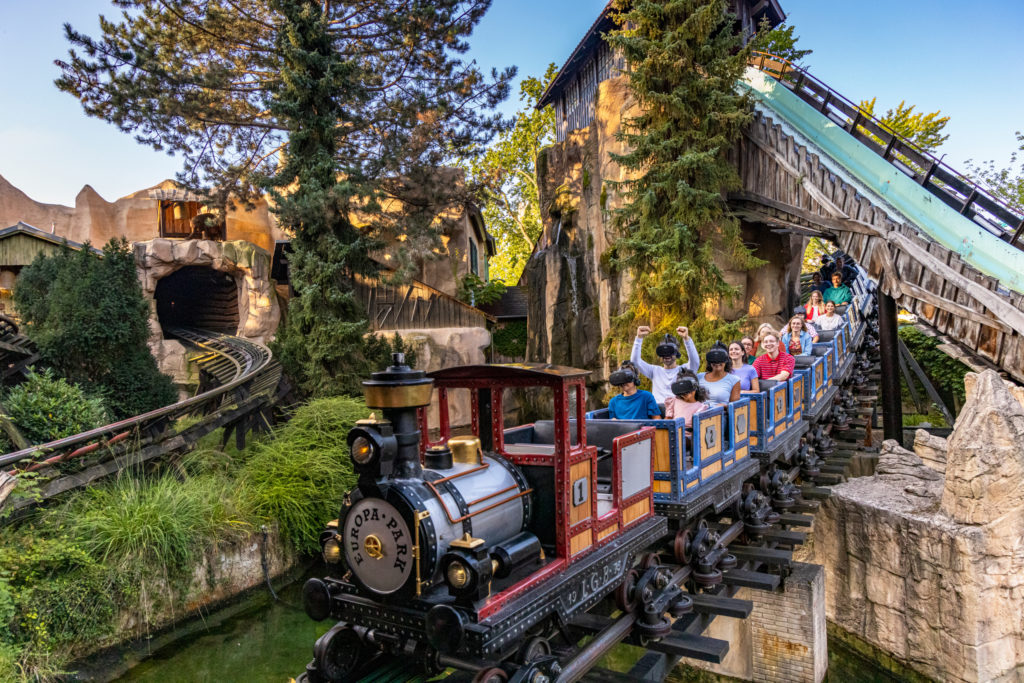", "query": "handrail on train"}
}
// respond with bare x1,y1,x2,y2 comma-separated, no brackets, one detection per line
0,329,274,470
748,51,1024,248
